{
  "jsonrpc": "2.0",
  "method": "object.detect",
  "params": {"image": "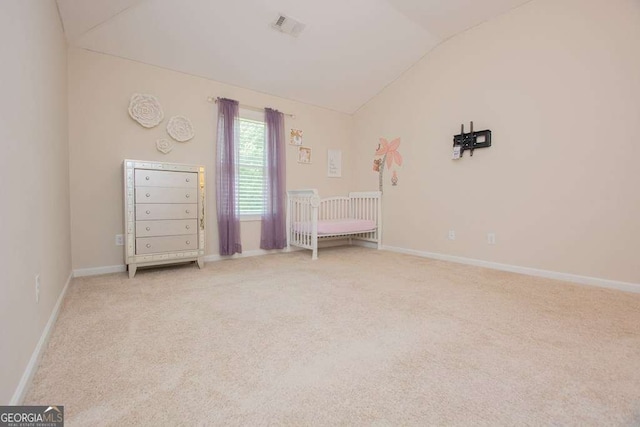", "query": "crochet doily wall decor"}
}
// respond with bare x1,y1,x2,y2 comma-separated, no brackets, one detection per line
166,115,194,142
156,138,174,154
128,93,164,128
